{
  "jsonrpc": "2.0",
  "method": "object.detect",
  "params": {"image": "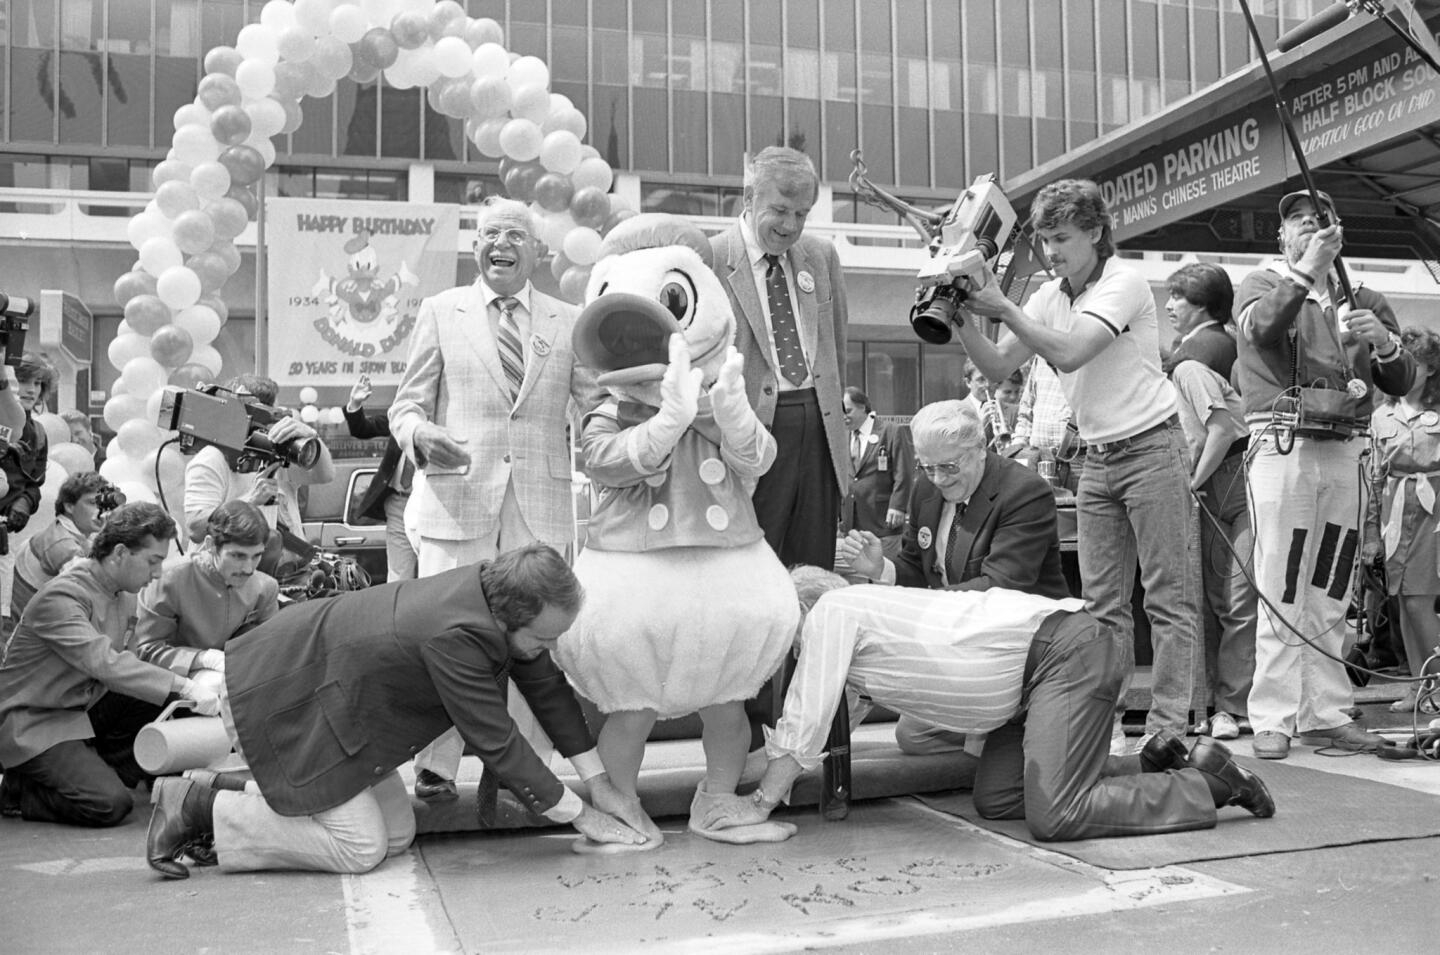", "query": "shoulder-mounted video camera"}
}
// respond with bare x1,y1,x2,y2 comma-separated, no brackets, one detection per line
157,384,321,473
0,292,34,366
848,155,1019,346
